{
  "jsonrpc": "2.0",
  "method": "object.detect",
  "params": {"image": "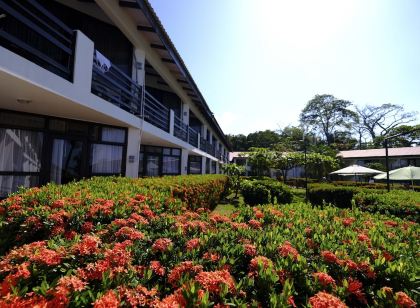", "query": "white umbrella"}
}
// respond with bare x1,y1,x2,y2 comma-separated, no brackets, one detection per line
330,164,384,175
374,166,420,189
